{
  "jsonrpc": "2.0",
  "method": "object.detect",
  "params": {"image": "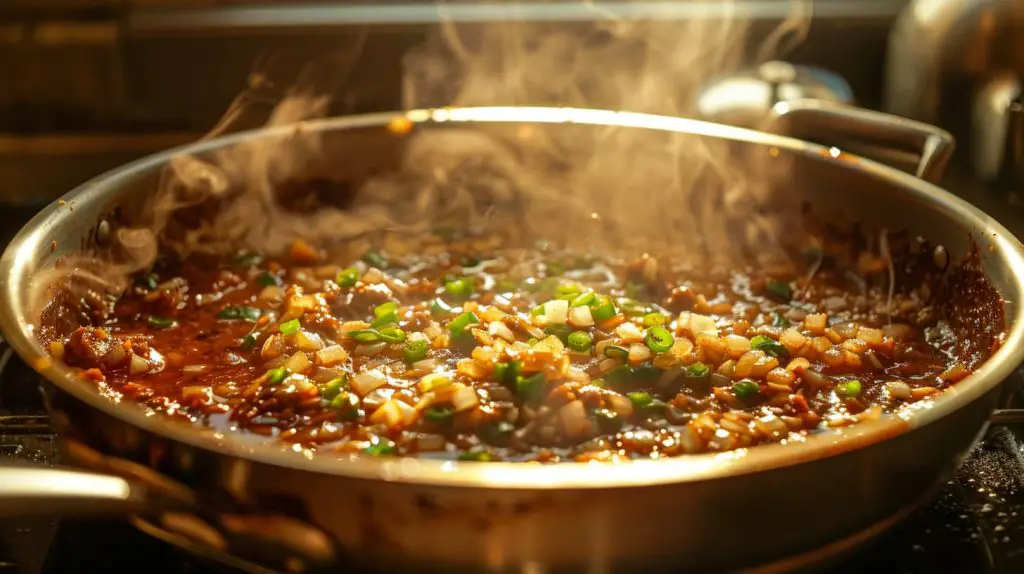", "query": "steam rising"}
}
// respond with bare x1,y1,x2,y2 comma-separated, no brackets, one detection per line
31,0,812,324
